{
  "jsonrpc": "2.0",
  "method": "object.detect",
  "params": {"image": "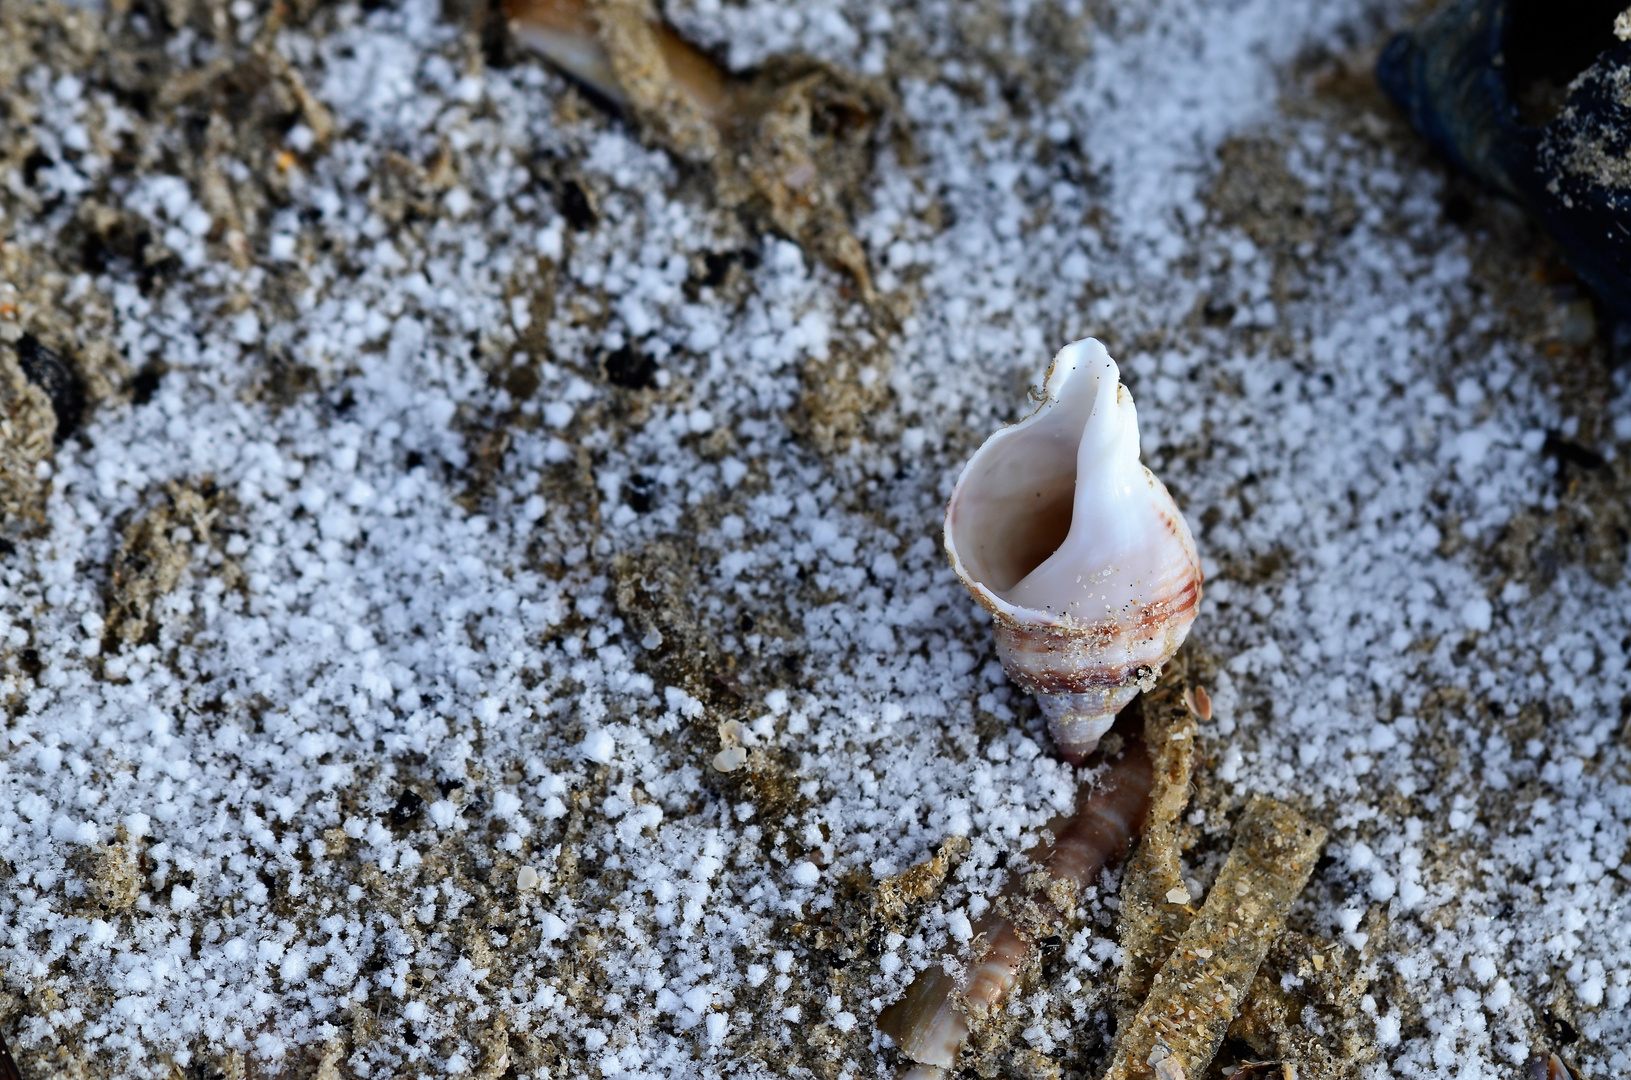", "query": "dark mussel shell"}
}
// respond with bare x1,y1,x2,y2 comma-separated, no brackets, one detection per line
1533,39,1631,317
1378,0,1631,317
